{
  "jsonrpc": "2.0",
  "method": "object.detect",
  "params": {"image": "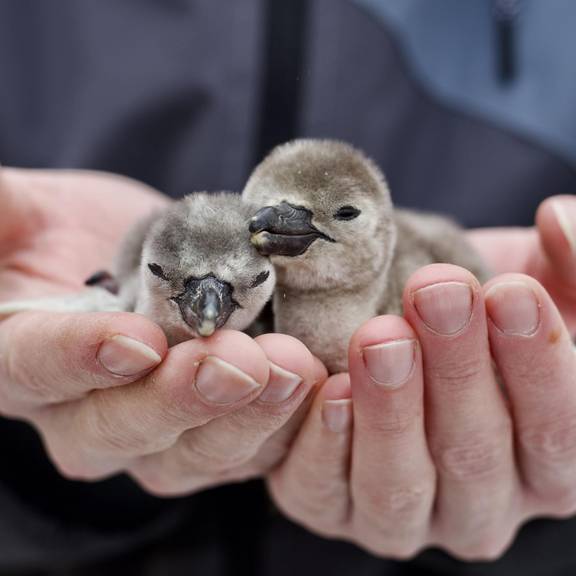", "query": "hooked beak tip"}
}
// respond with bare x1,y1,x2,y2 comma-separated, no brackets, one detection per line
250,231,267,246
197,319,216,337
